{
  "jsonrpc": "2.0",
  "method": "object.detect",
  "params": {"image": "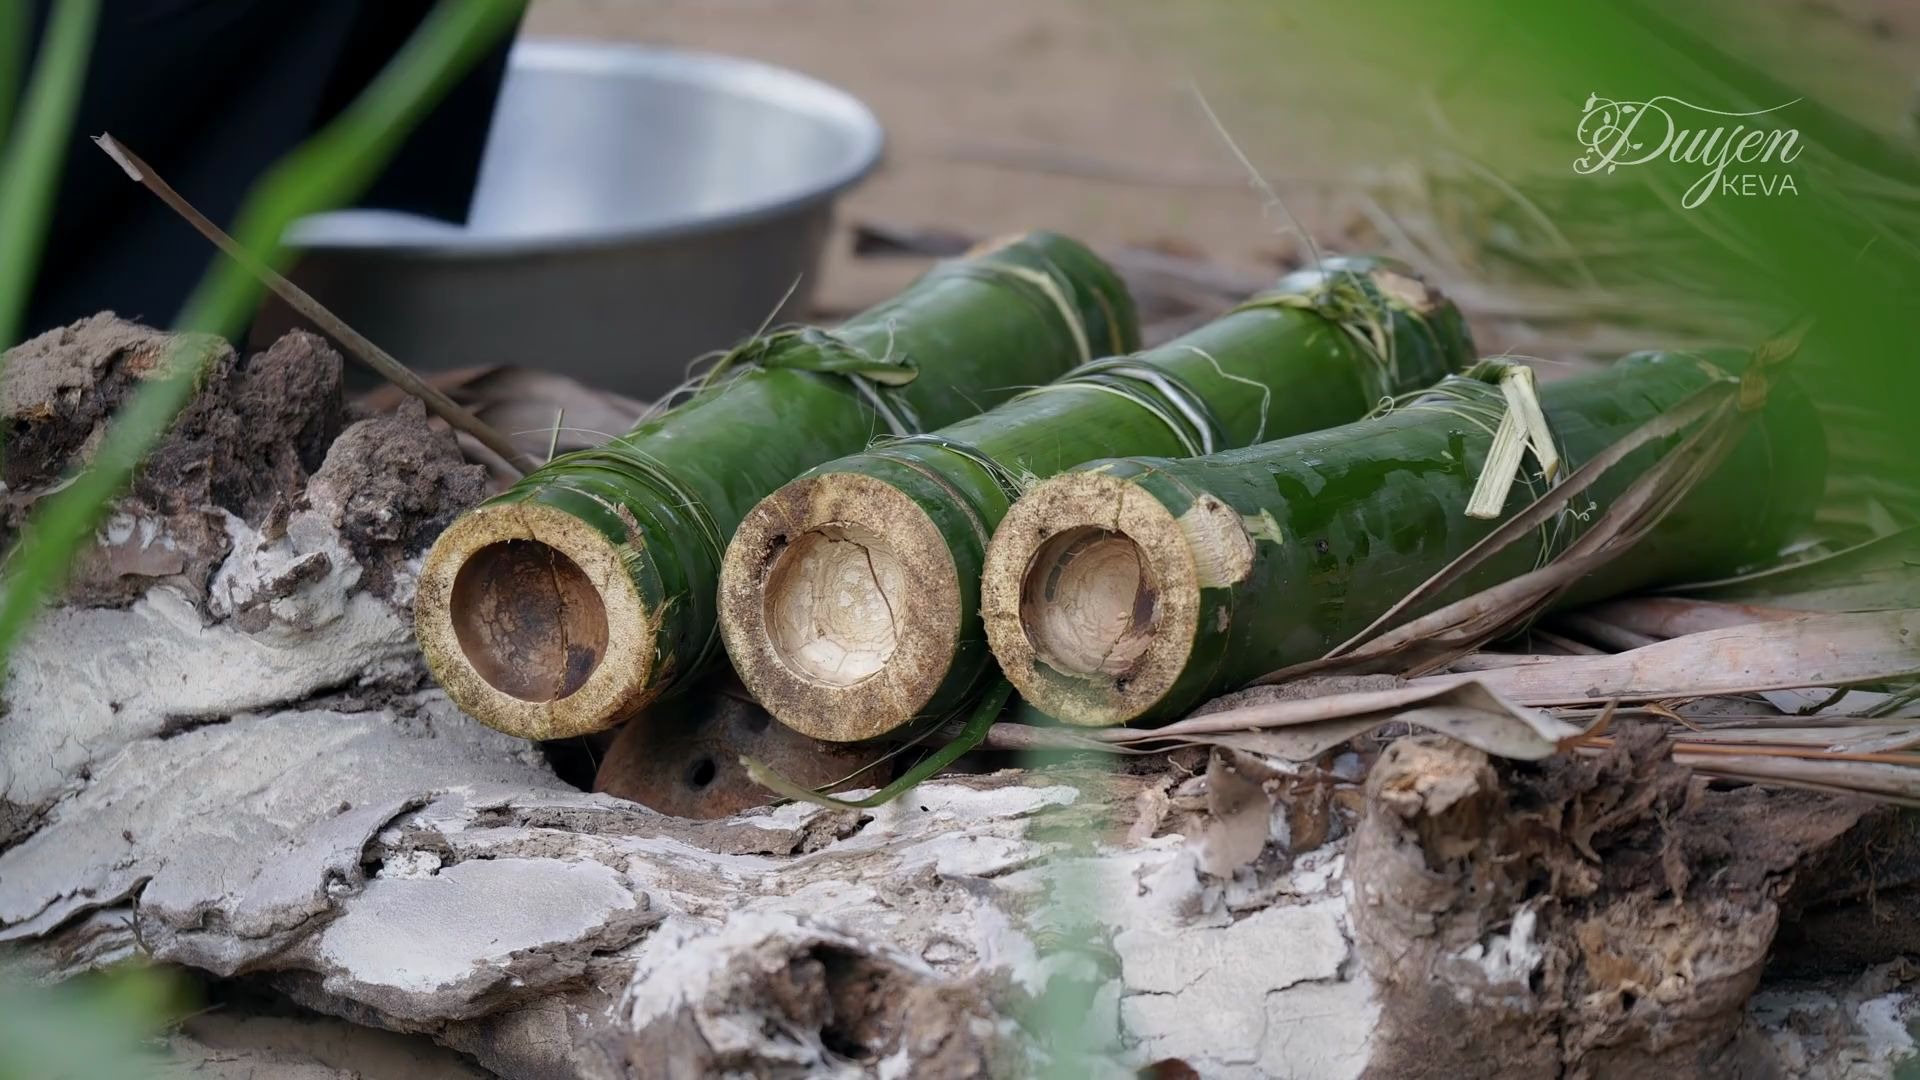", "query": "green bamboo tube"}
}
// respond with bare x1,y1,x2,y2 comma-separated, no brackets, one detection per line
719,256,1474,742
416,233,1136,740
981,351,1825,727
